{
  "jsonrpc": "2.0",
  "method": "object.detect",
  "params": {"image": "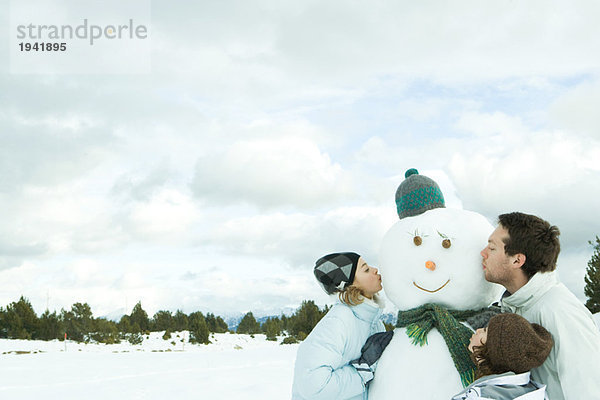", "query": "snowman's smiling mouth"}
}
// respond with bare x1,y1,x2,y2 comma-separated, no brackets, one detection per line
413,279,451,293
